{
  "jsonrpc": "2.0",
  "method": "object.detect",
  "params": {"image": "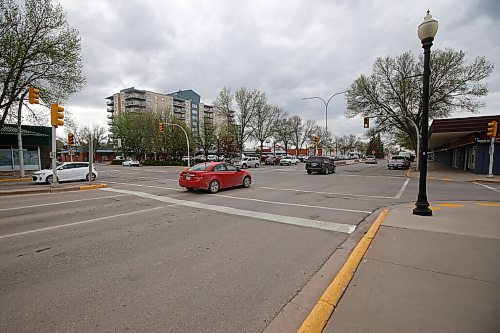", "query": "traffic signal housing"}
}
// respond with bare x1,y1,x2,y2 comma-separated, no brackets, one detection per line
50,103,64,127
28,86,40,104
487,120,498,137
159,122,165,133
363,117,370,128
68,132,74,145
